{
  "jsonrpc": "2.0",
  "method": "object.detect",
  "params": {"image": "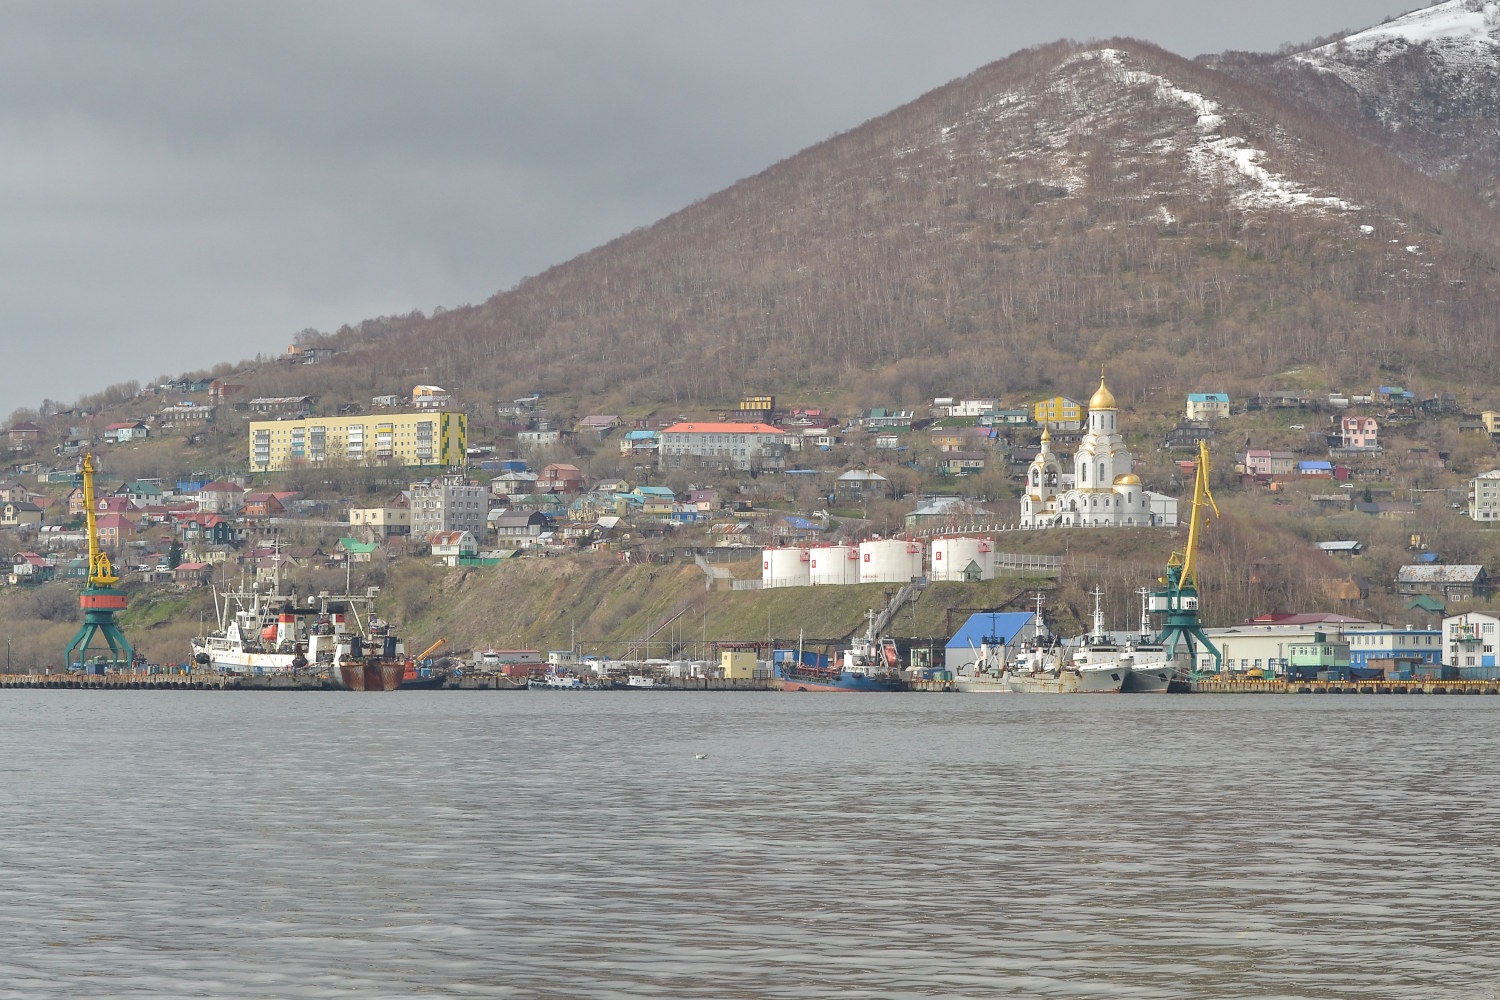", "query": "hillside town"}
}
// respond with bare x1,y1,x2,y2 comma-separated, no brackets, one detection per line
4,356,1500,677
